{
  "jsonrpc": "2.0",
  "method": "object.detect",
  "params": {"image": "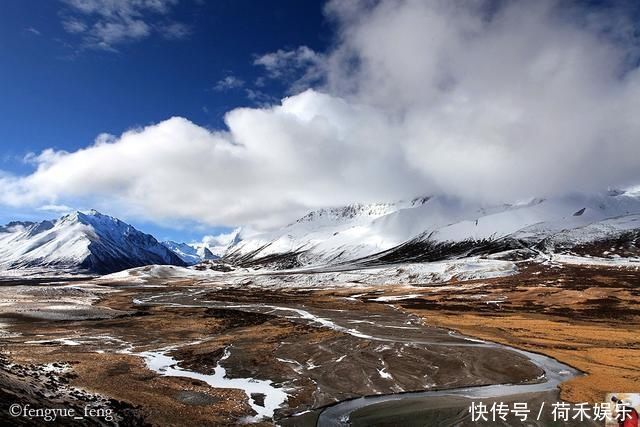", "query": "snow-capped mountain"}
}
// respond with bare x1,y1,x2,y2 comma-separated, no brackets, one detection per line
194,228,242,258
224,190,640,268
0,210,185,274
224,197,435,267
5,190,639,275
161,241,217,265
194,244,220,260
